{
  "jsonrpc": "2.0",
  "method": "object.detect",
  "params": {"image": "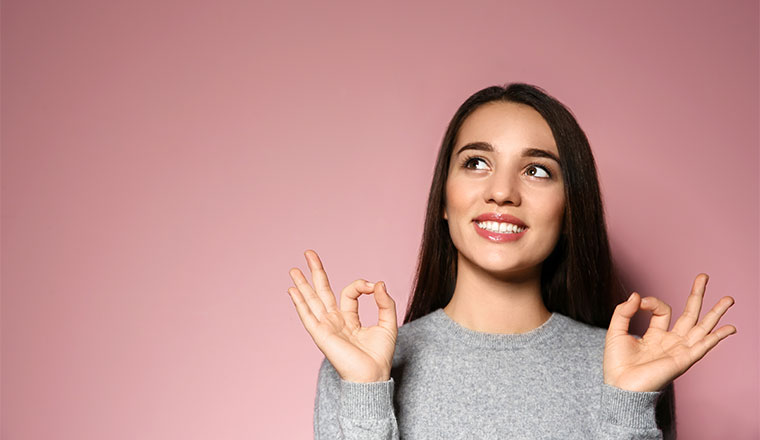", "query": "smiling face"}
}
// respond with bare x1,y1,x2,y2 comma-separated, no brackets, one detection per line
443,101,566,279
